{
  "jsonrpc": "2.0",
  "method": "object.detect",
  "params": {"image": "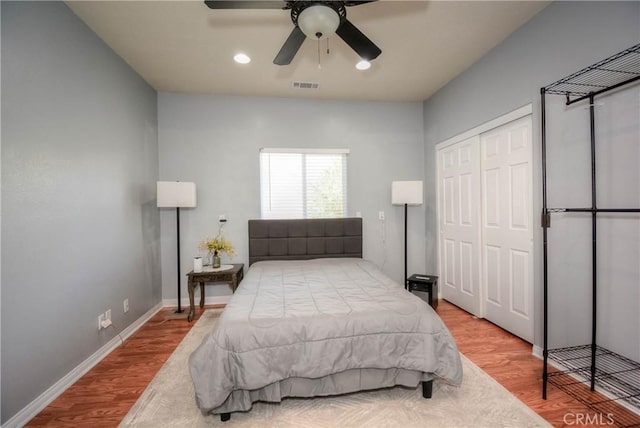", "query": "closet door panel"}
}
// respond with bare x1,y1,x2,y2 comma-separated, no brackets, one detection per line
438,136,483,317
485,244,502,305
510,249,530,317
481,116,534,342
